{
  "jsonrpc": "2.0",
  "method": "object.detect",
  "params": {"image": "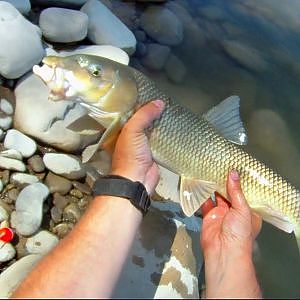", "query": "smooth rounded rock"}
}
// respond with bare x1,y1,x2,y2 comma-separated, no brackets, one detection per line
14,73,101,153
164,54,186,83
63,203,81,223
2,0,31,15
81,0,136,55
0,157,26,172
0,116,12,130
0,98,13,115
0,242,16,262
141,43,170,70
0,205,9,222
45,172,72,195
4,129,37,158
140,6,183,46
43,153,86,180
0,180,3,193
27,155,45,173
0,2,44,79
39,7,89,43
0,149,22,161
0,254,42,298
11,173,39,186
25,230,59,255
15,183,50,236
